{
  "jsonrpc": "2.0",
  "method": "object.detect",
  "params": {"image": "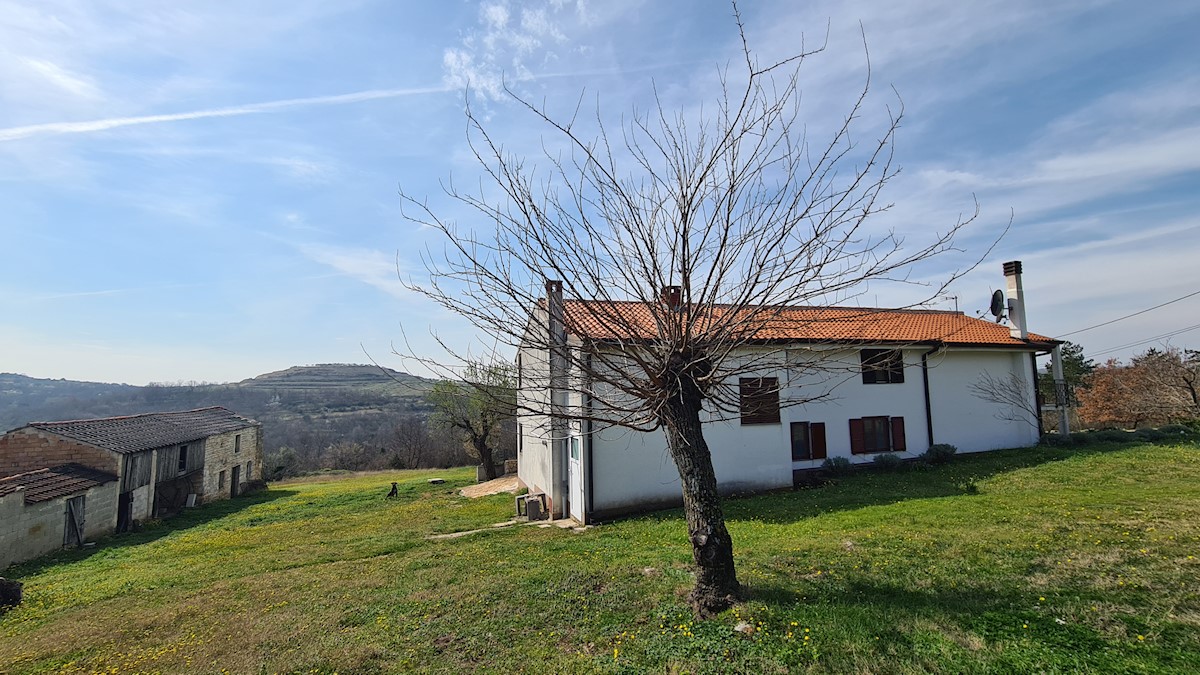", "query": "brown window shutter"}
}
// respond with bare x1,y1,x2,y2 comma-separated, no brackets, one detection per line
811,423,827,460
891,417,906,451
849,418,866,454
